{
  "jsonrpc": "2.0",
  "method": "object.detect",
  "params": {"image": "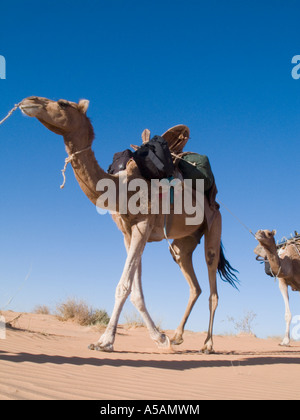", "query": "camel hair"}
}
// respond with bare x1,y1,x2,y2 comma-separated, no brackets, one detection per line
254,229,300,346
20,95,238,353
